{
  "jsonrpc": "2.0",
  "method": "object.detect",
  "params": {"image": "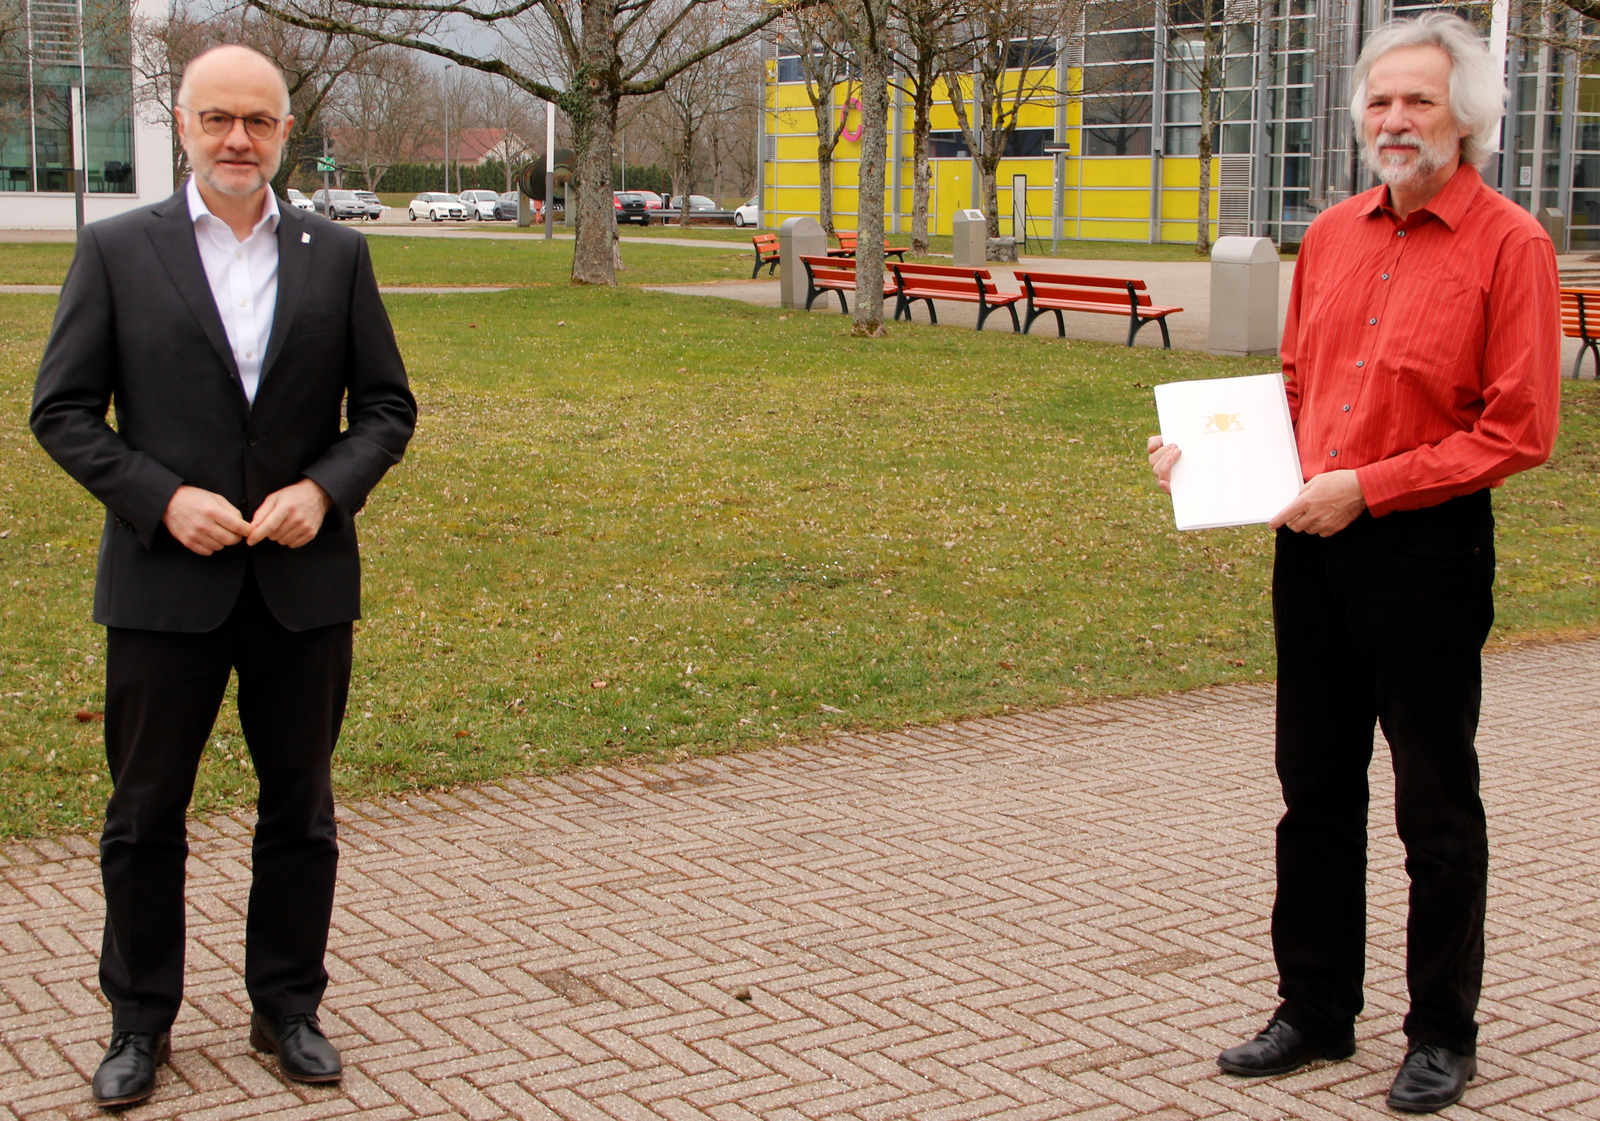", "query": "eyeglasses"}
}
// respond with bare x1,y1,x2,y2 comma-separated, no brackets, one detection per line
180,106,282,141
